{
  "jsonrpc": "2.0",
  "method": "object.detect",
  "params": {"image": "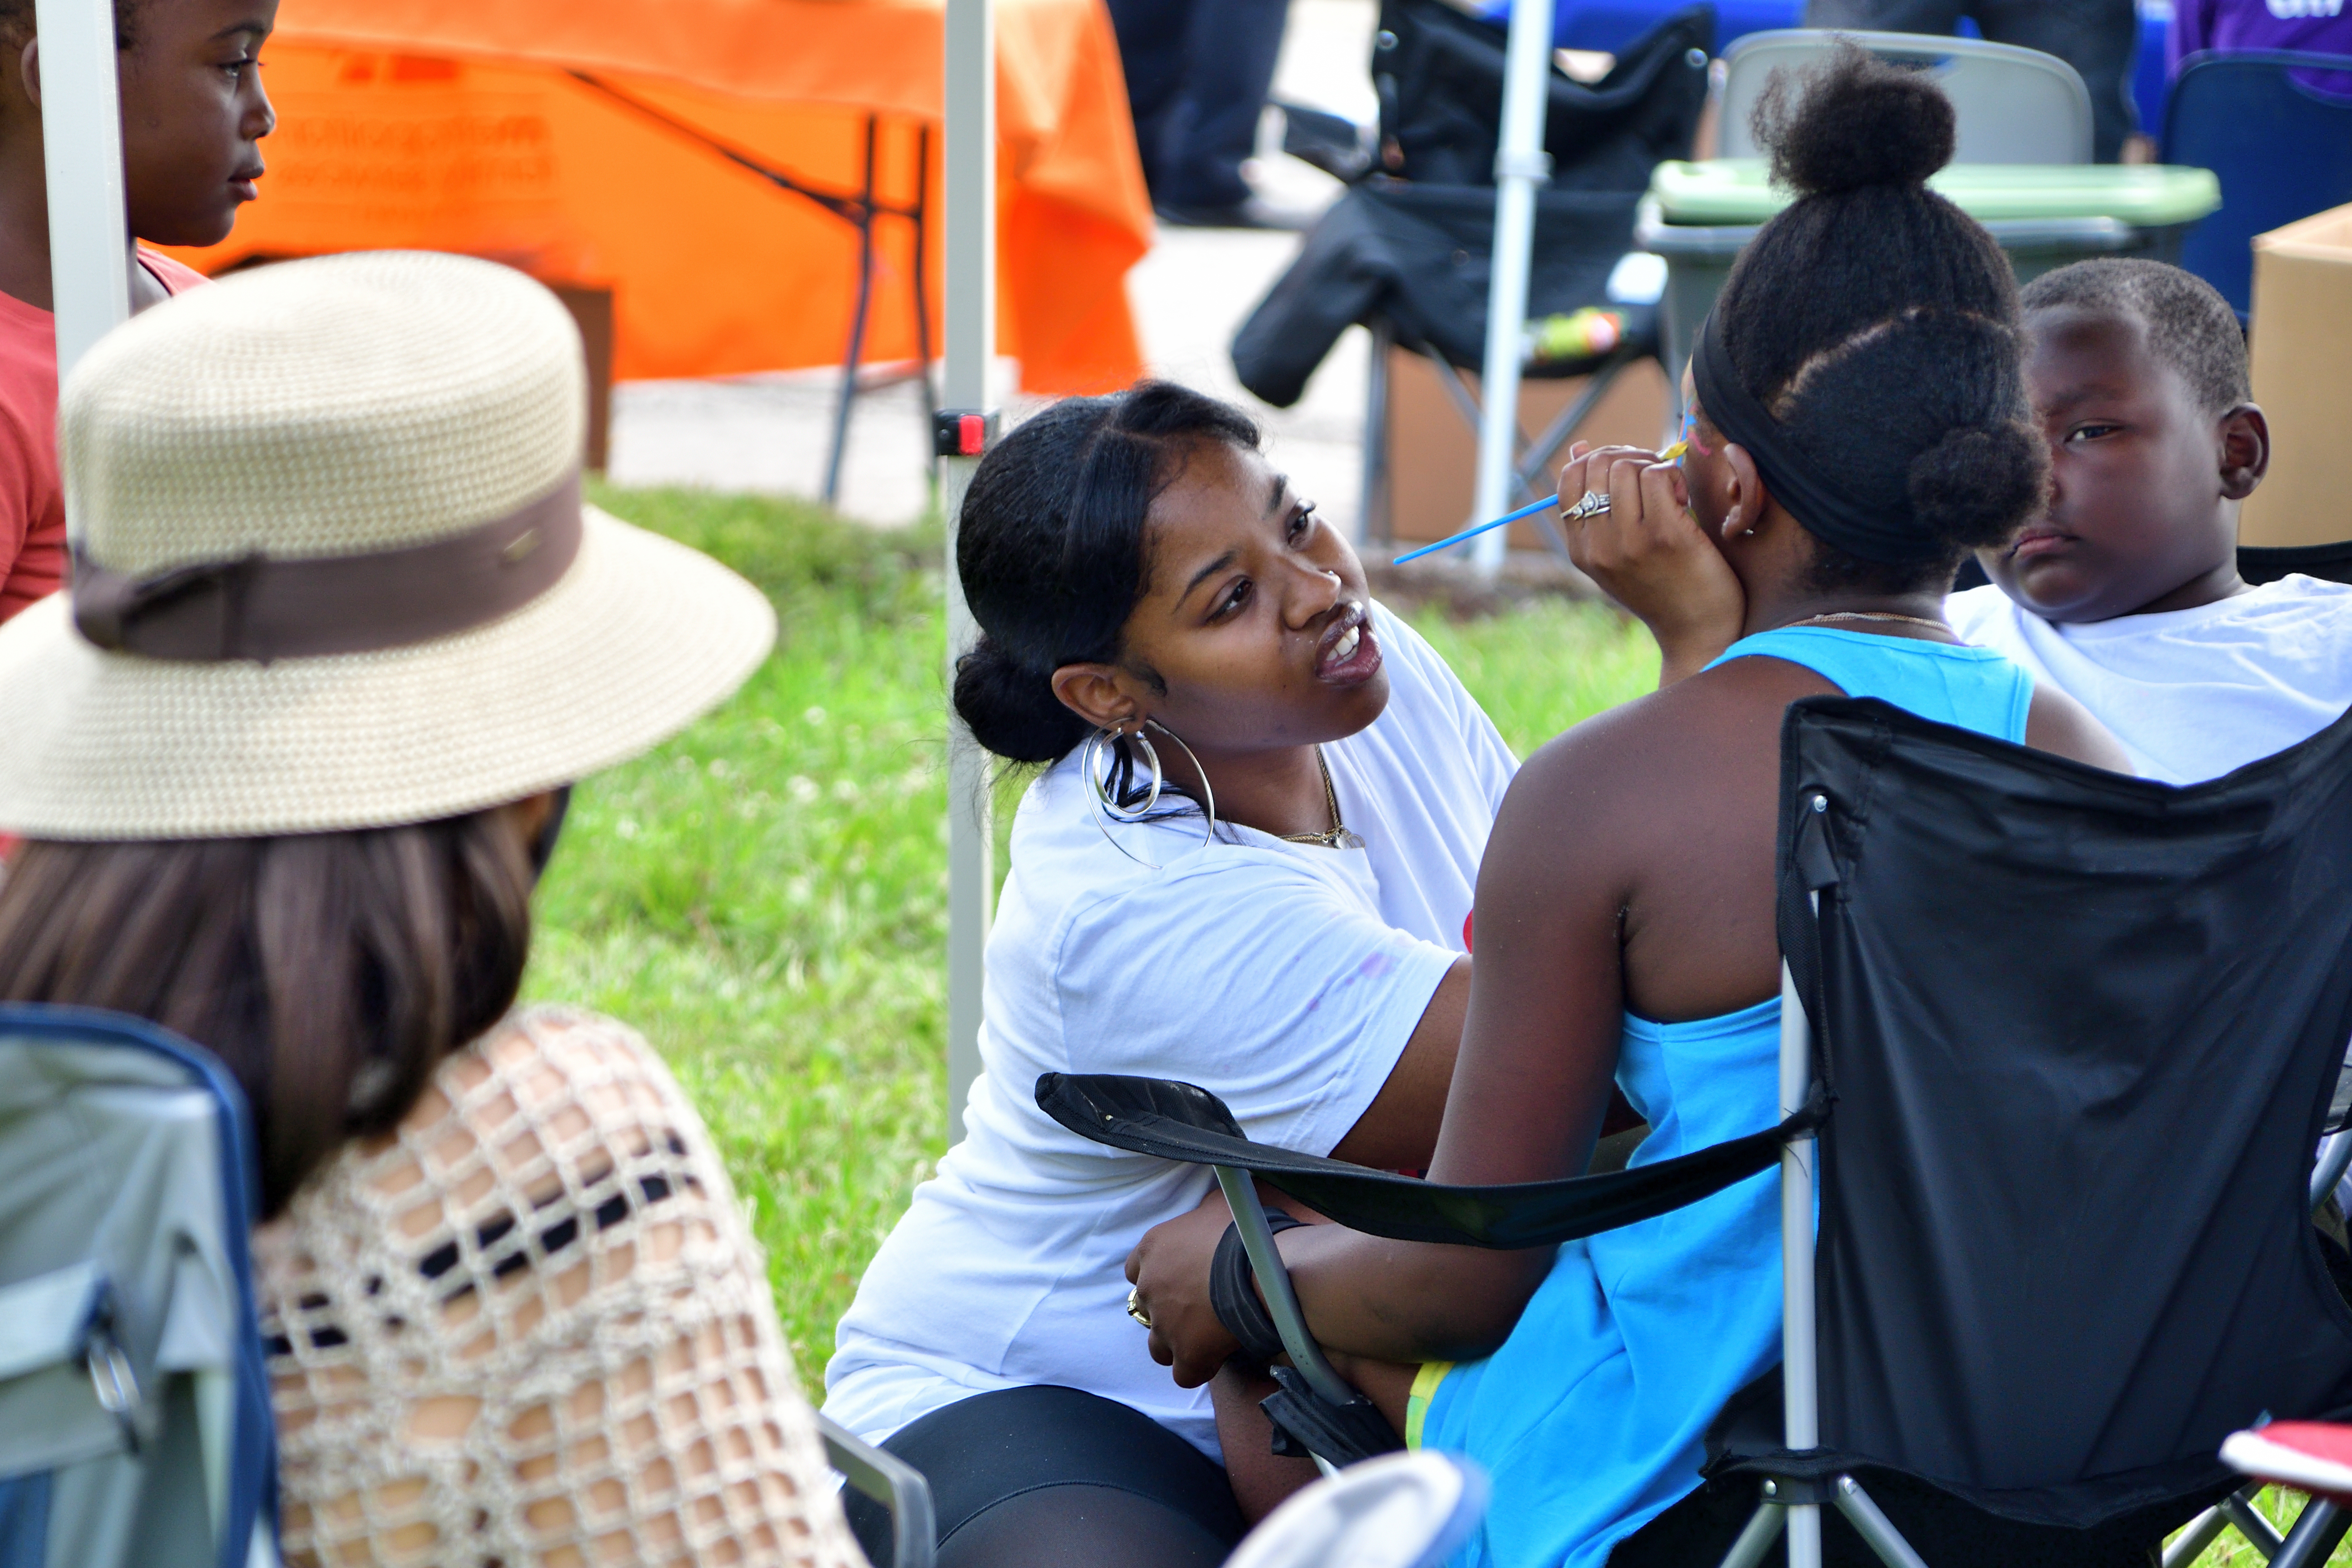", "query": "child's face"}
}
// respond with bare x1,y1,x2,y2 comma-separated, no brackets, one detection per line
1978,305,2241,624
117,0,277,248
